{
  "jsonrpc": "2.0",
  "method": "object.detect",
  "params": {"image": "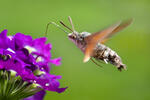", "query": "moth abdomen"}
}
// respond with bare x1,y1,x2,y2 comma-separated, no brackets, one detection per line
93,43,126,71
